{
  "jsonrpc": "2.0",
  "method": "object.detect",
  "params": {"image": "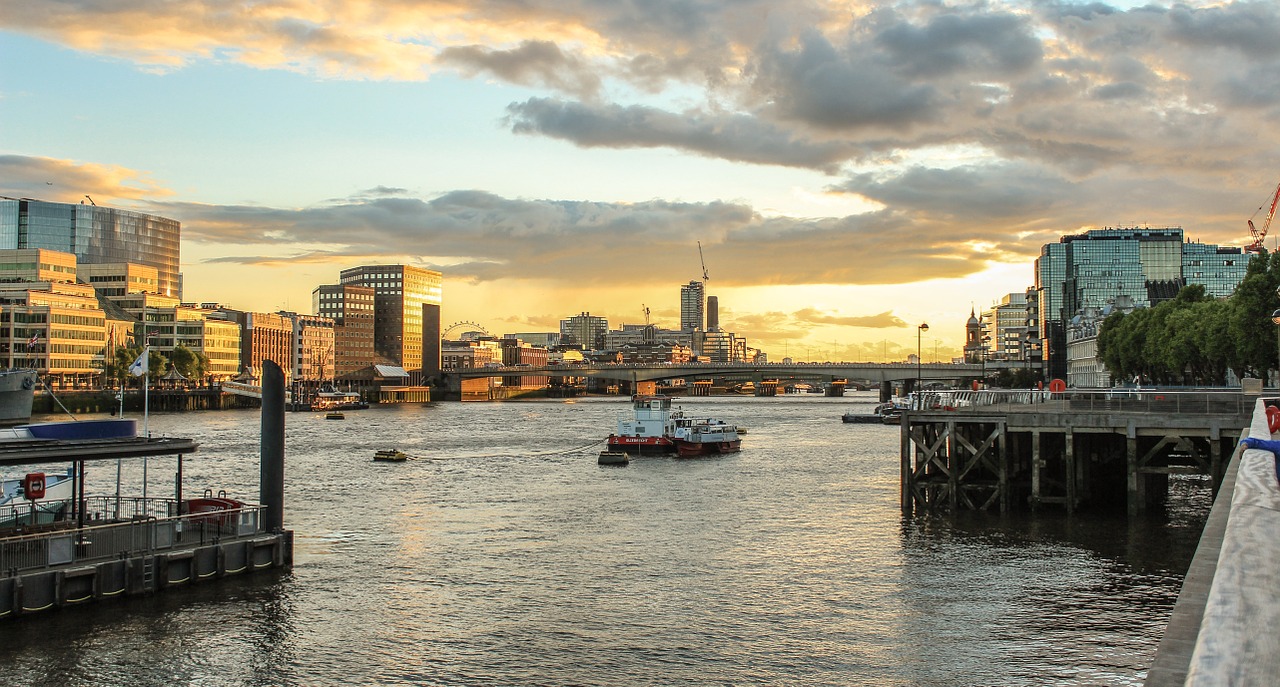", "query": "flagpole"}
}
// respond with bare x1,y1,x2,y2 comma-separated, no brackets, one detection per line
142,343,149,502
